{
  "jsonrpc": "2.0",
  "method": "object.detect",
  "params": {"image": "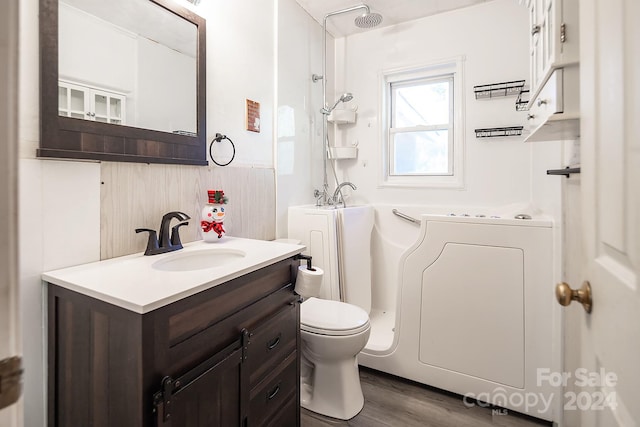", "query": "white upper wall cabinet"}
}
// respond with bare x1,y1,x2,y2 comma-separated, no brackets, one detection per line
58,80,126,125
525,0,580,142
527,0,579,95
